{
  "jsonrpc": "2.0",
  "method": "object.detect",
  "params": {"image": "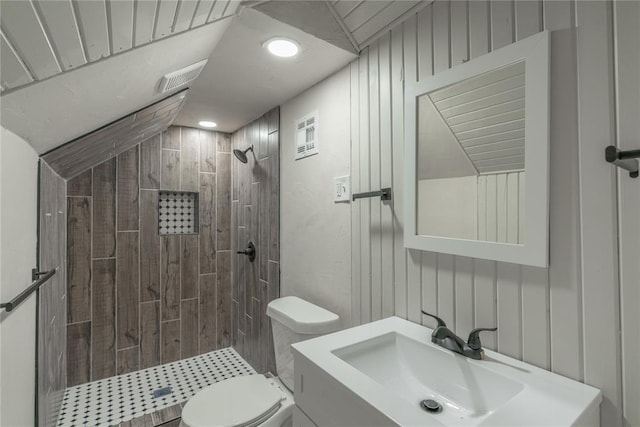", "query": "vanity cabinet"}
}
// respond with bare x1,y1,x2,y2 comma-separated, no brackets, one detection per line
292,405,317,427
293,351,398,426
